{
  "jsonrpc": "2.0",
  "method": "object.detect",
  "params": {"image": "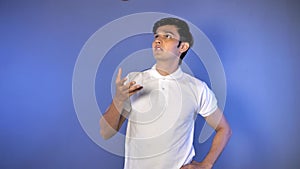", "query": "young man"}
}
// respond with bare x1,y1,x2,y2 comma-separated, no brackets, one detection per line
100,17,232,169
